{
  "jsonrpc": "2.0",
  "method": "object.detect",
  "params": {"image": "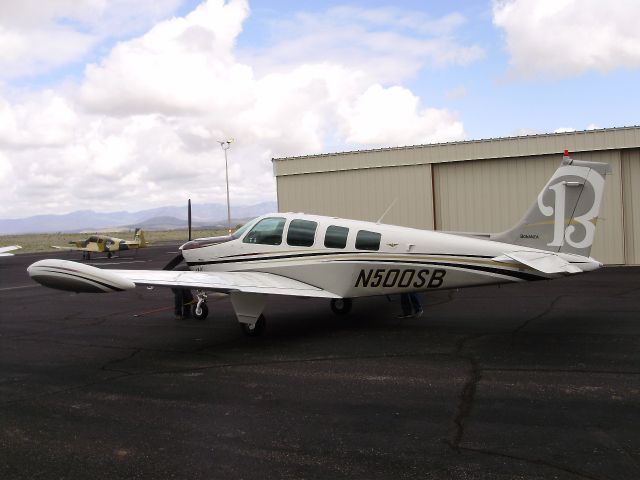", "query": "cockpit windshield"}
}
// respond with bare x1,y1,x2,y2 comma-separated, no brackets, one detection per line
231,219,257,240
